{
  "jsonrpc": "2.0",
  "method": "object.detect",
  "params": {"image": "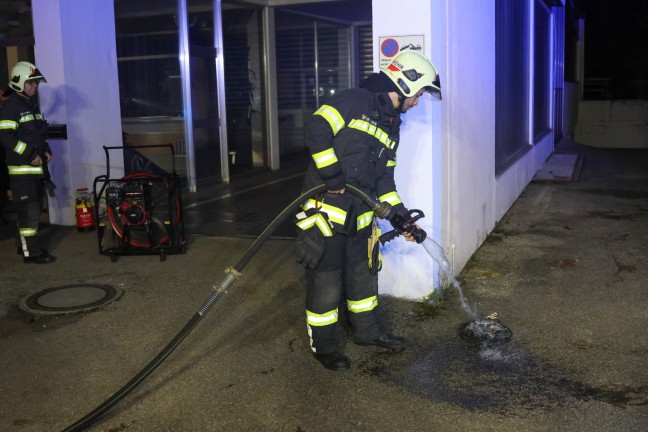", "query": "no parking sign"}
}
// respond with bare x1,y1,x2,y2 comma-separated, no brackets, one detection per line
379,35,425,69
